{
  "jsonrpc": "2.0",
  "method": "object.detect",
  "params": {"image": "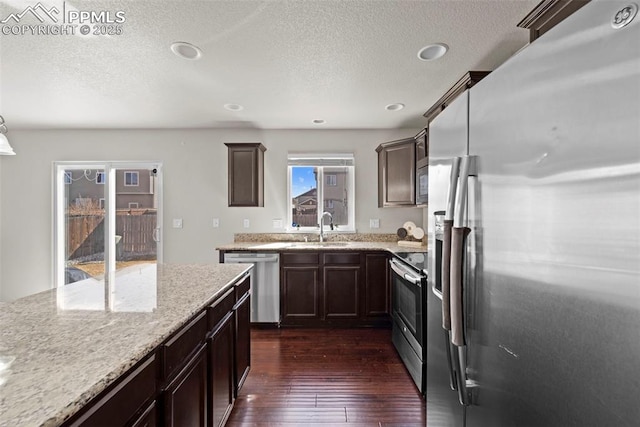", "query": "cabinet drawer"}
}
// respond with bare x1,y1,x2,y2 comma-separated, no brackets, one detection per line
281,252,319,265
323,252,360,265
208,287,235,330
235,276,250,301
130,400,157,427
162,311,207,380
67,355,157,427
